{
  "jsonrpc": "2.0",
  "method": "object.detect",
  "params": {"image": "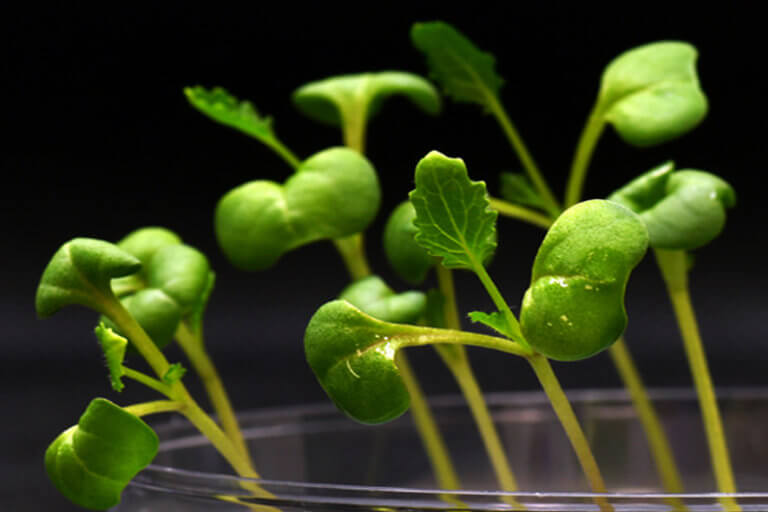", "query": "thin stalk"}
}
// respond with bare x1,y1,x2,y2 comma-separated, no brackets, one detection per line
486,95,560,216
528,353,612,512
342,105,367,155
655,249,739,511
608,338,686,500
472,262,530,352
489,197,555,229
333,234,371,281
176,322,253,468
122,366,174,396
123,400,184,417
564,106,606,207
264,138,302,170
